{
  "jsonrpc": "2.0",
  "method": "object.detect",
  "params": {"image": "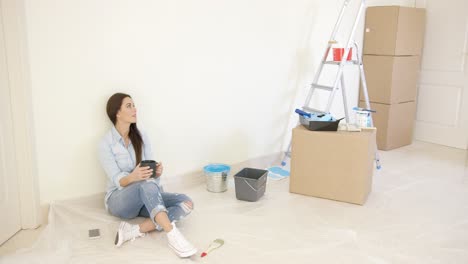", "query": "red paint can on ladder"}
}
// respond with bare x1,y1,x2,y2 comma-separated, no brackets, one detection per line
332,48,352,61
